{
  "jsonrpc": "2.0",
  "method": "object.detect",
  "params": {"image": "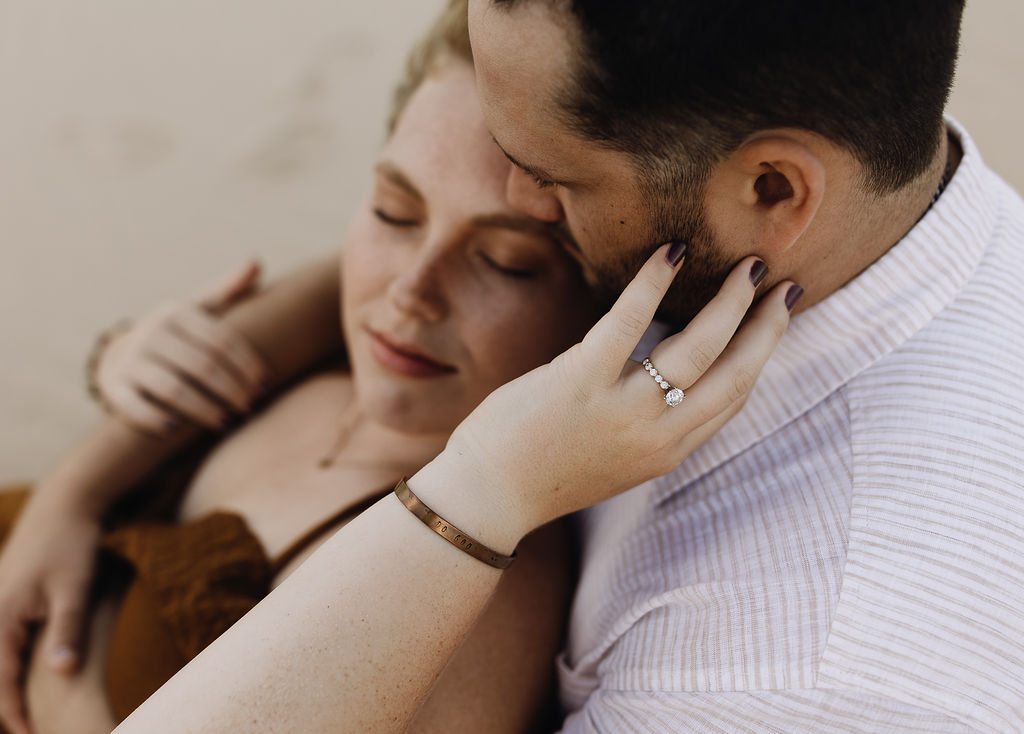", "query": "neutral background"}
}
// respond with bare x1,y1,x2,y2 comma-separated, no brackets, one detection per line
2,1,1022,481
